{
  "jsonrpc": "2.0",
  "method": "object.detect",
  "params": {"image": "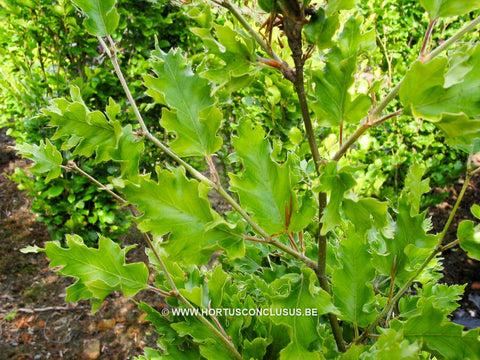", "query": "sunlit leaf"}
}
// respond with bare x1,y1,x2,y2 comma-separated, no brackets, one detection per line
15,139,62,183
71,0,119,36
122,167,244,265
419,0,480,18
144,49,222,157
230,121,316,235
42,234,148,312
